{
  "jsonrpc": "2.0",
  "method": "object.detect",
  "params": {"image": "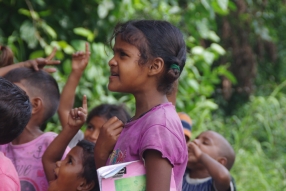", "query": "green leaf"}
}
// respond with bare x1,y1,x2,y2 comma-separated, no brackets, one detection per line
217,0,228,11
98,0,115,19
20,21,38,48
29,50,45,59
18,9,31,17
210,43,225,55
73,28,95,41
41,22,57,39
